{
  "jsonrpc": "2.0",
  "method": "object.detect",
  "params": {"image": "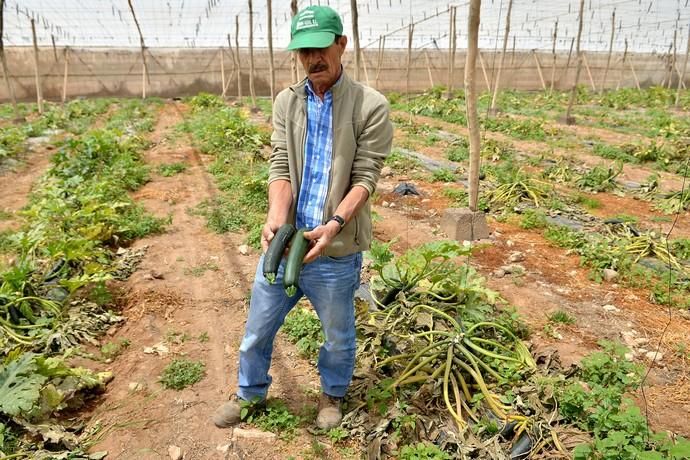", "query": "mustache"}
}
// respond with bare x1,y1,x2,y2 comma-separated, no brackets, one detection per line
308,64,328,73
